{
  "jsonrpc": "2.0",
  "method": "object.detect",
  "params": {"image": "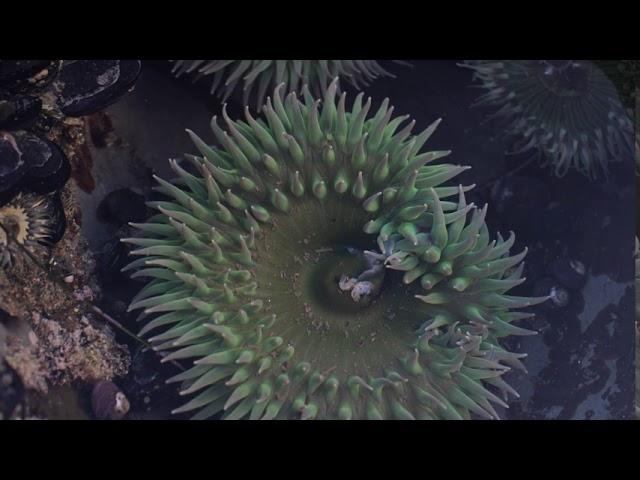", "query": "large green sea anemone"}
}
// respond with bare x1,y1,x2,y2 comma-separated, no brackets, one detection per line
123,79,546,419
171,60,399,110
